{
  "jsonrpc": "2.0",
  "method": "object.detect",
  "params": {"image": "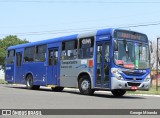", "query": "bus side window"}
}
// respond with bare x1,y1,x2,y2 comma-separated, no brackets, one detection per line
97,45,102,63
24,46,35,62
6,50,15,64
48,50,53,65
54,50,58,65
61,40,77,60
35,45,46,62
78,37,94,59
16,52,22,67
104,43,110,62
